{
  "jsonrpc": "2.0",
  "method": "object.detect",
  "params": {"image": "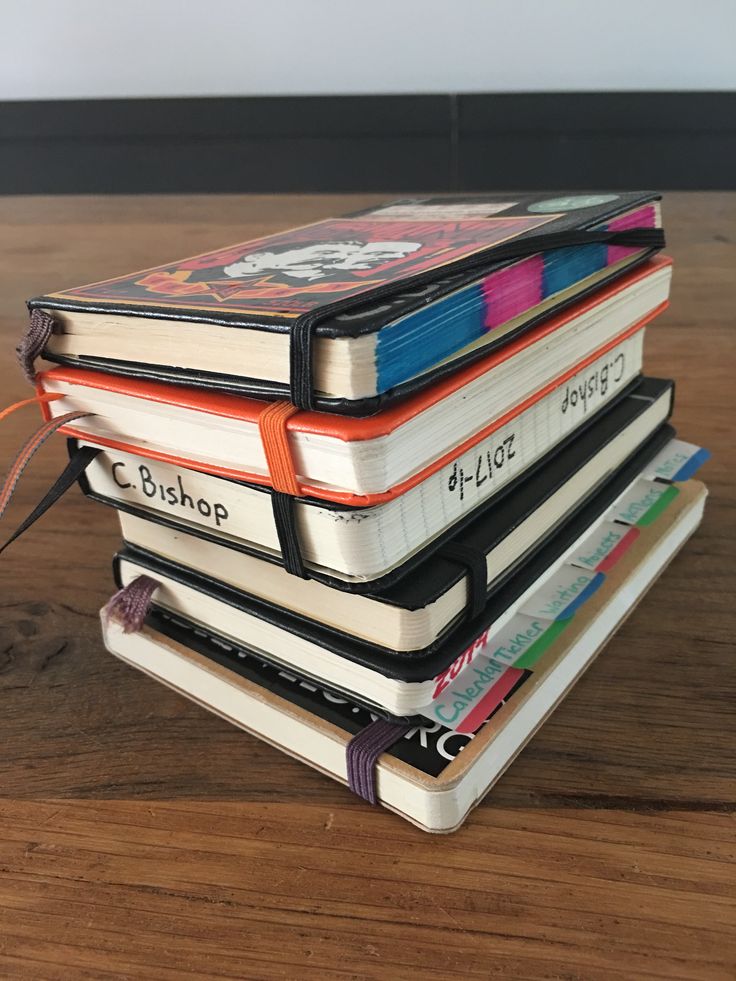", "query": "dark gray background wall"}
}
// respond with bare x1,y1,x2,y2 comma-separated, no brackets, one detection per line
2,0,734,193
1,93,734,193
